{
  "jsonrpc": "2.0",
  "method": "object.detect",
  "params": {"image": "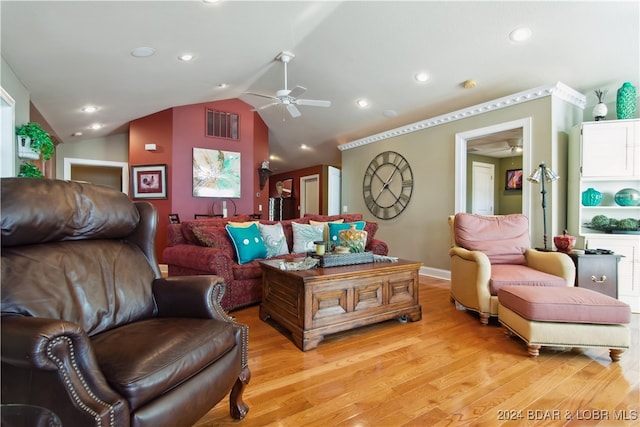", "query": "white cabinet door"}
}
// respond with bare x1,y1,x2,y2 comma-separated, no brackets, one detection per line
581,121,637,178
